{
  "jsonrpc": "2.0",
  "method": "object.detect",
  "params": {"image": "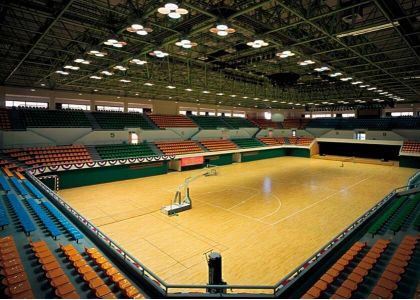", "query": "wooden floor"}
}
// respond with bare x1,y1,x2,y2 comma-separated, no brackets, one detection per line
59,157,416,287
